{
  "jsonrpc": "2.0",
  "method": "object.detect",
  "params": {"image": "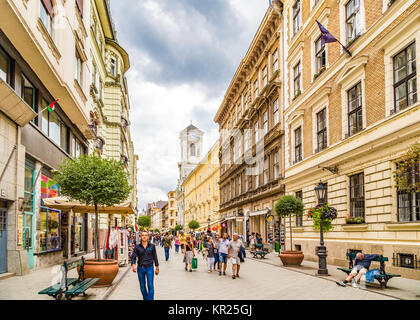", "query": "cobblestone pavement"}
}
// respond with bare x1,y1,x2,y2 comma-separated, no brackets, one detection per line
107,246,395,300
